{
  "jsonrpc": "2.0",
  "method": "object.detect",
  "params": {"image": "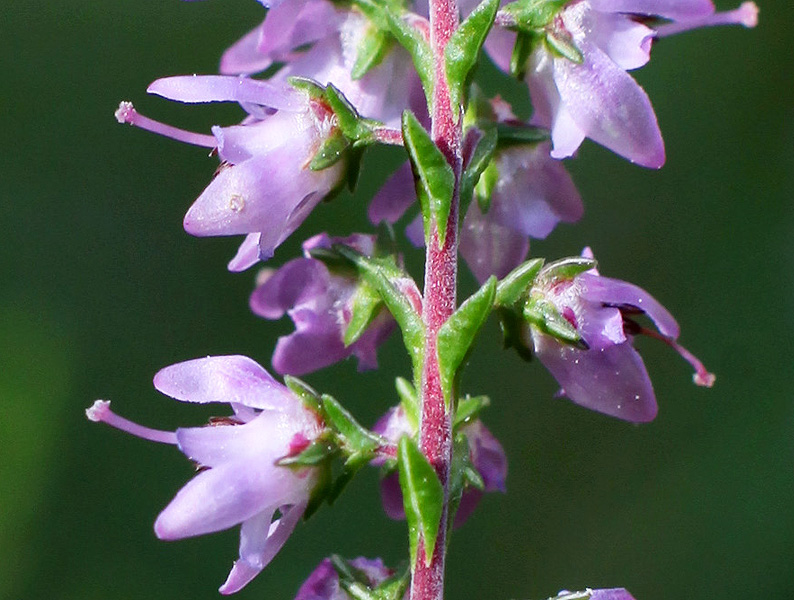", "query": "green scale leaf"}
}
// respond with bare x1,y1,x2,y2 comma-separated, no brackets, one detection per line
445,0,499,111
437,276,497,405
402,110,455,246
398,437,444,566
